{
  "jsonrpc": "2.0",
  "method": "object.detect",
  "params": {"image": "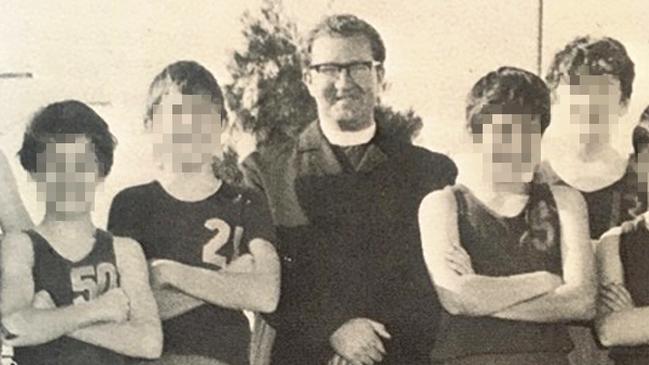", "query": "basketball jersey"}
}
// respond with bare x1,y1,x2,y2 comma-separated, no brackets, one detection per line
431,183,573,361
108,181,275,365
609,219,649,365
14,229,125,365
